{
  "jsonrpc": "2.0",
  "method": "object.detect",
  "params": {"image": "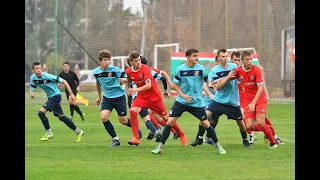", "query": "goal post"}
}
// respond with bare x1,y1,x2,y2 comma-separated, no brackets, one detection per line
154,43,179,69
